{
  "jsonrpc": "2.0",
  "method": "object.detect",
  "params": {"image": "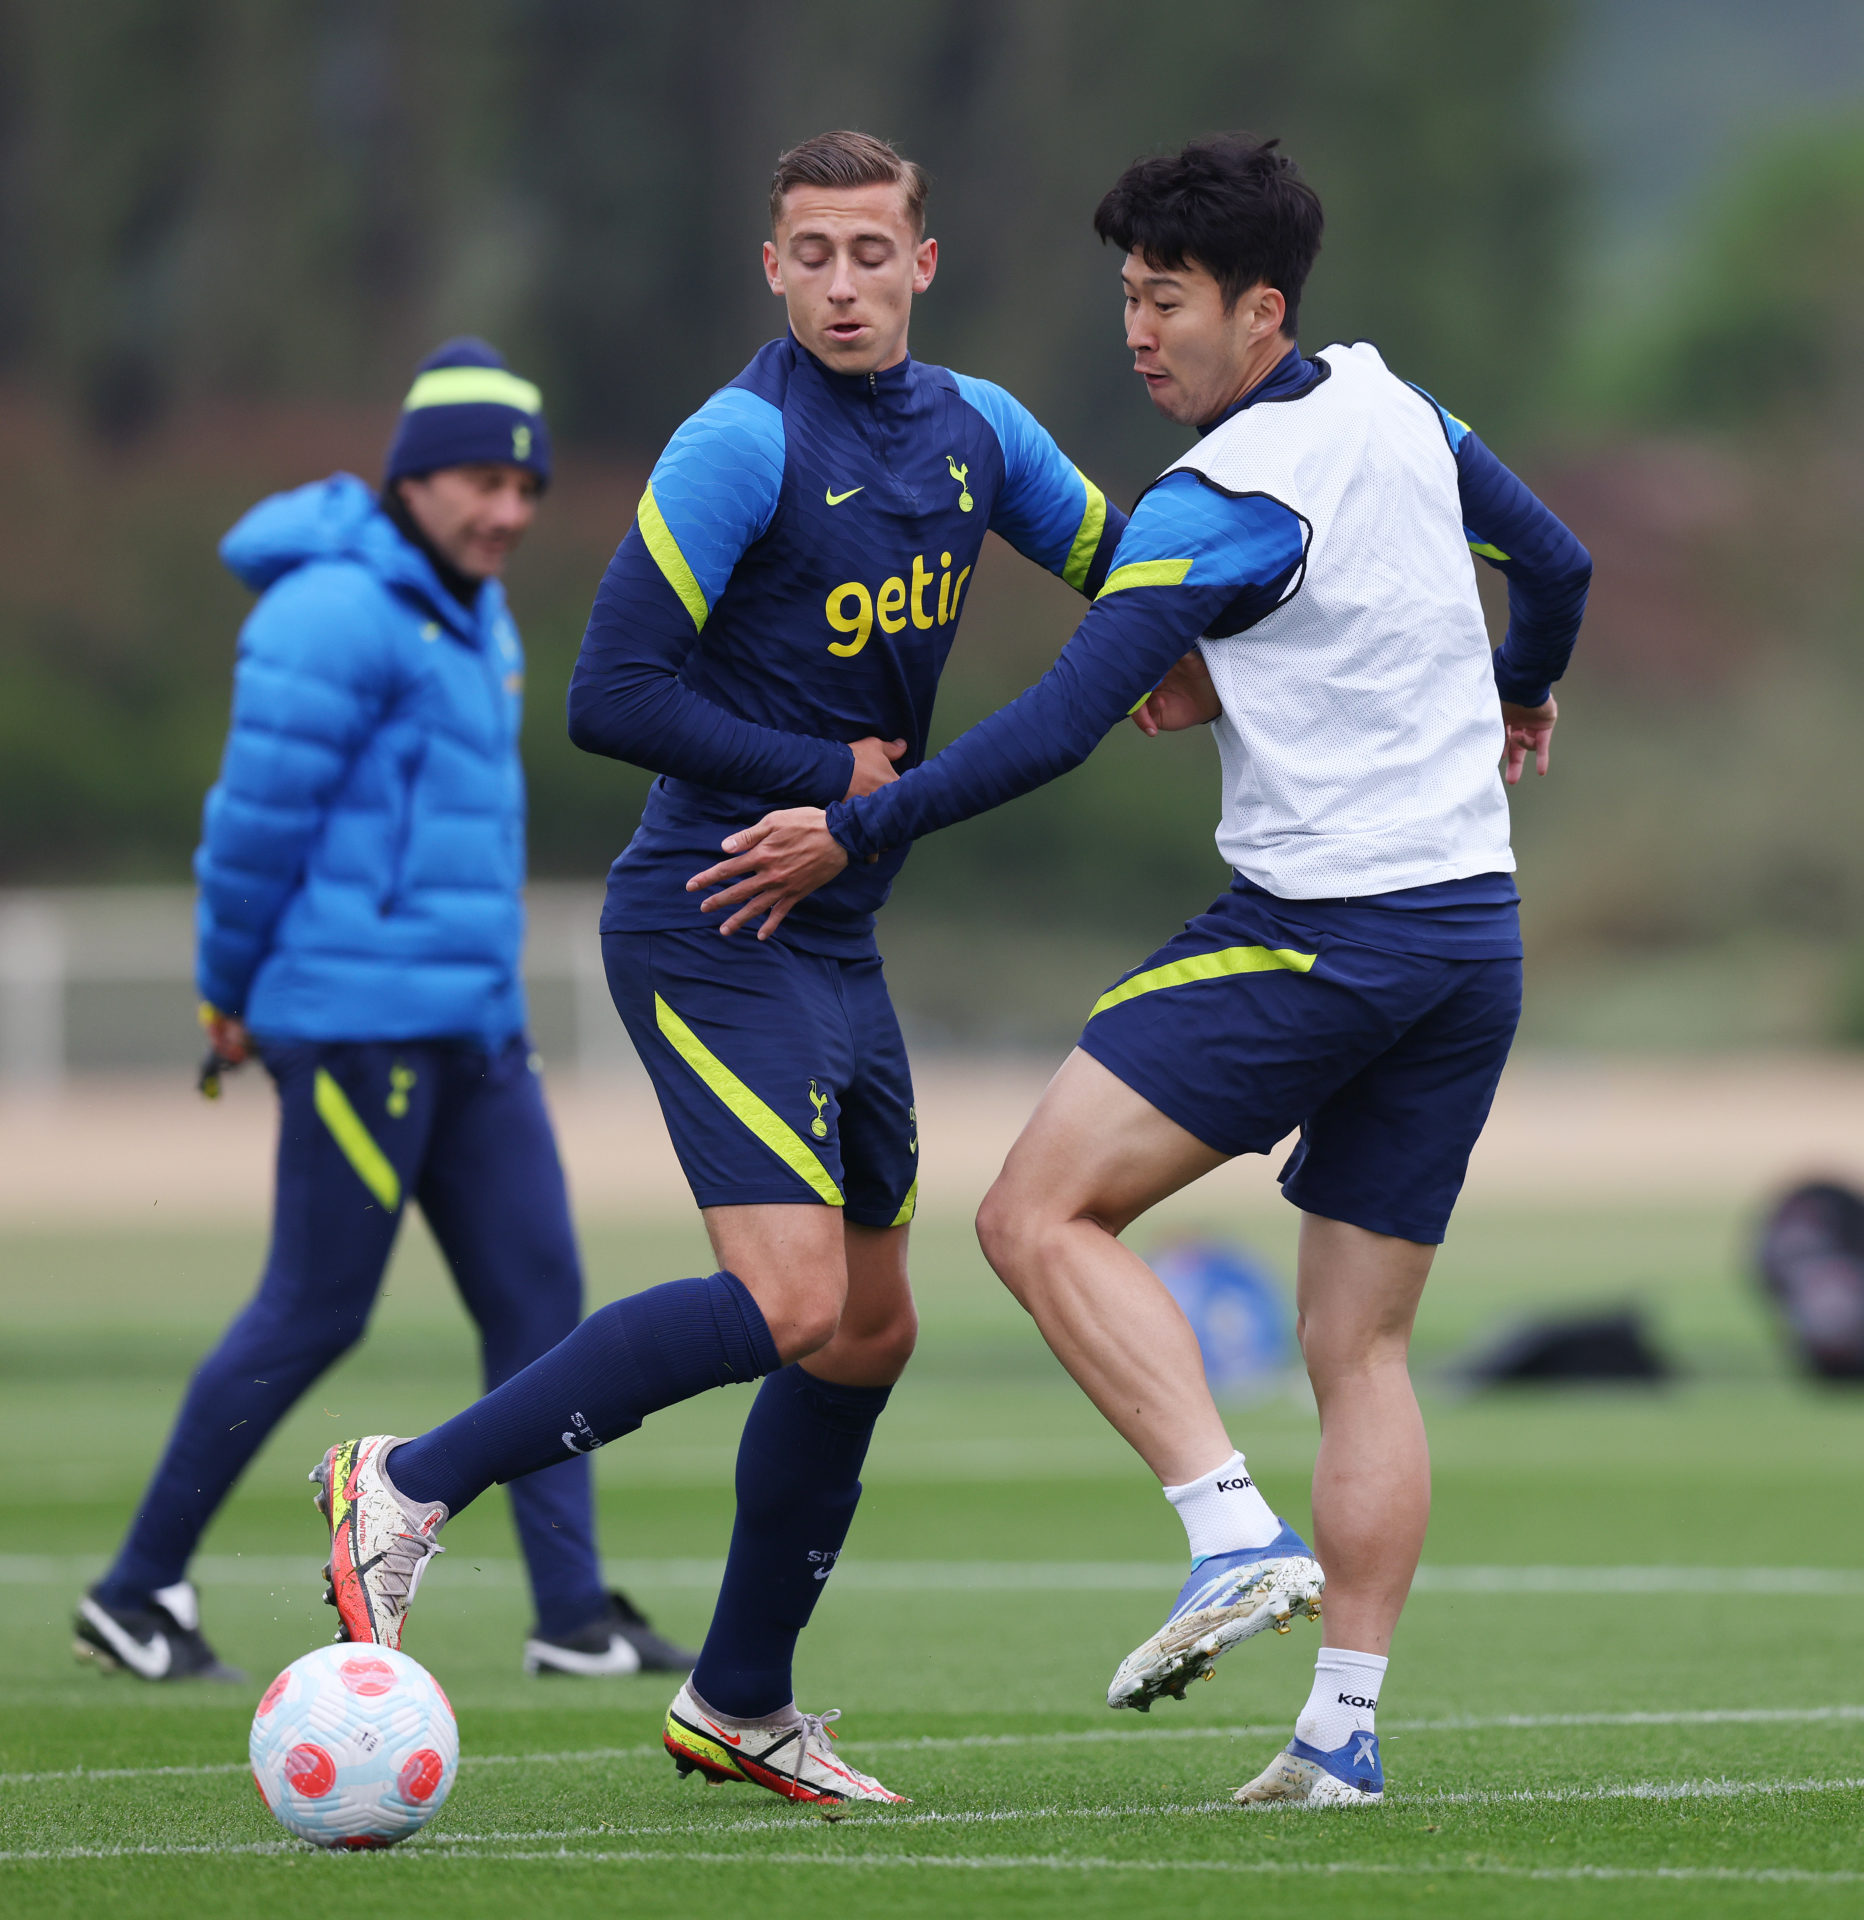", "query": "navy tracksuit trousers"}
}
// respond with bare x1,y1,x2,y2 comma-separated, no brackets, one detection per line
98,1035,607,1639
